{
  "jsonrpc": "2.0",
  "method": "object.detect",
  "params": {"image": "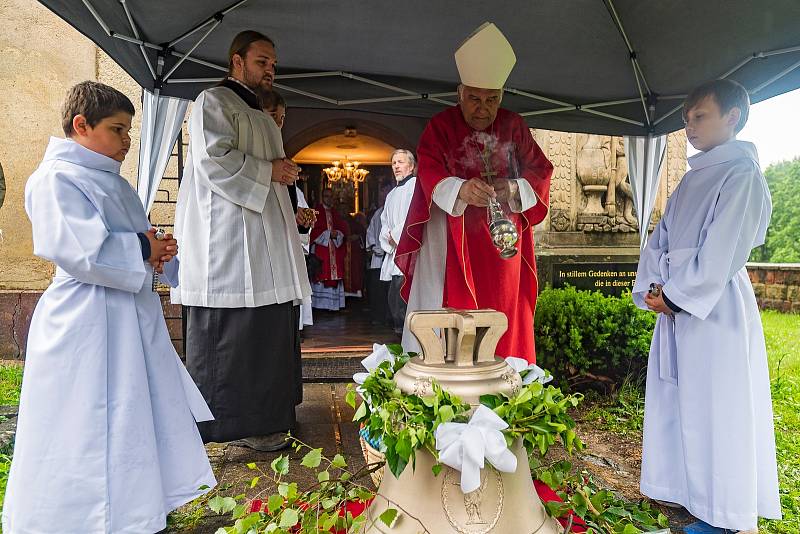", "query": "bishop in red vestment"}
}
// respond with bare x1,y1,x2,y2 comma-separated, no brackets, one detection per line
395,24,552,363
